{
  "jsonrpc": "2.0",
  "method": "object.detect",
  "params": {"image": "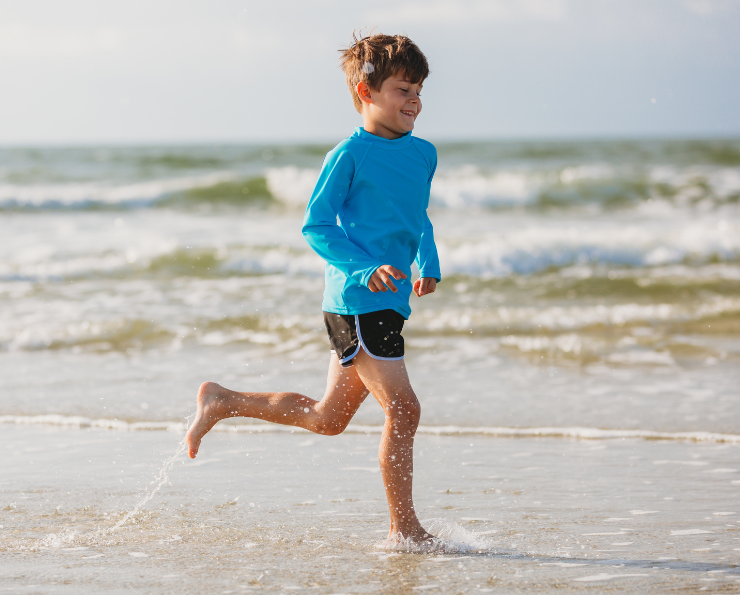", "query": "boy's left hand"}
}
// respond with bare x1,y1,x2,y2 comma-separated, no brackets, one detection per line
413,277,437,297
